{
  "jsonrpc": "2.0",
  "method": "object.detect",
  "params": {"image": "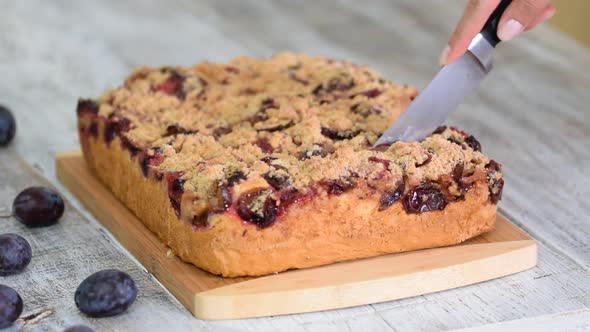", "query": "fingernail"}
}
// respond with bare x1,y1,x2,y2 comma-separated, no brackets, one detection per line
438,45,450,66
498,19,524,41
540,7,556,23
